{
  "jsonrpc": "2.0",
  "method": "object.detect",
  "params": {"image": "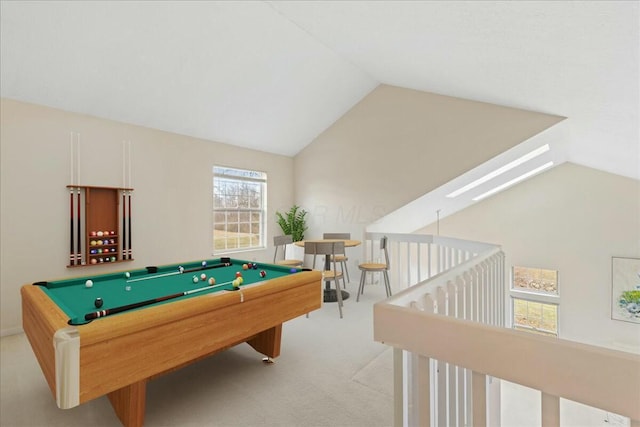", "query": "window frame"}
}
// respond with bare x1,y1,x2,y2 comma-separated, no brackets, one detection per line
212,165,267,254
509,266,560,337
